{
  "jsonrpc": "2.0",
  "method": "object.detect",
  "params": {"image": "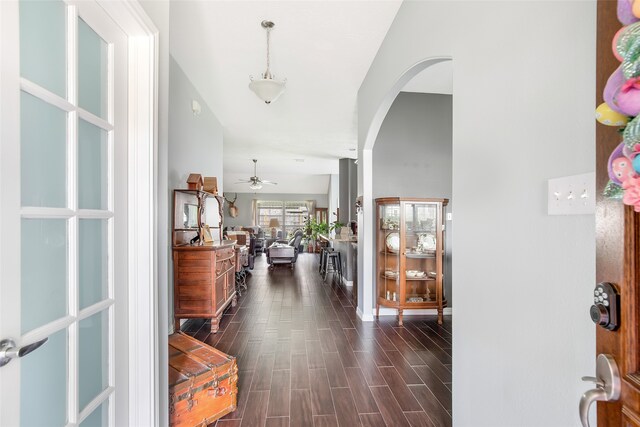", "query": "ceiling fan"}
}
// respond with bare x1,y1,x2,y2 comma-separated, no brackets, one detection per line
236,159,277,190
